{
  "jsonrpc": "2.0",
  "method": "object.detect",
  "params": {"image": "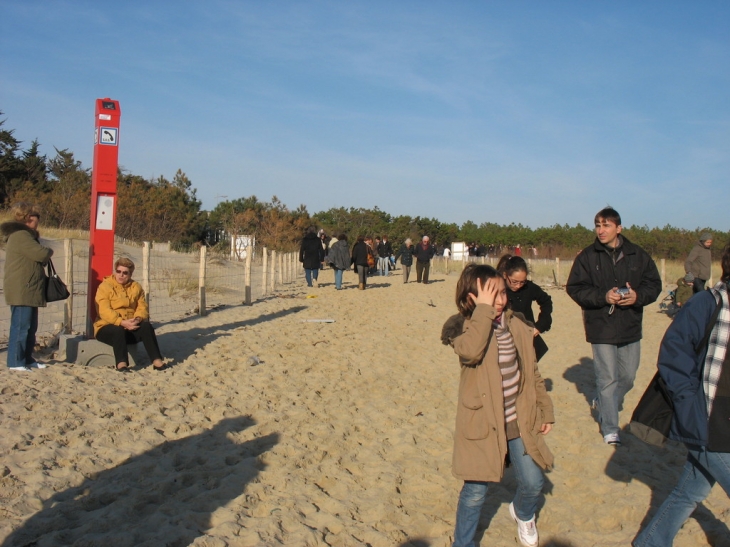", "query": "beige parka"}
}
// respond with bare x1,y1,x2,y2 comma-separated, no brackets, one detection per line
449,304,555,482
